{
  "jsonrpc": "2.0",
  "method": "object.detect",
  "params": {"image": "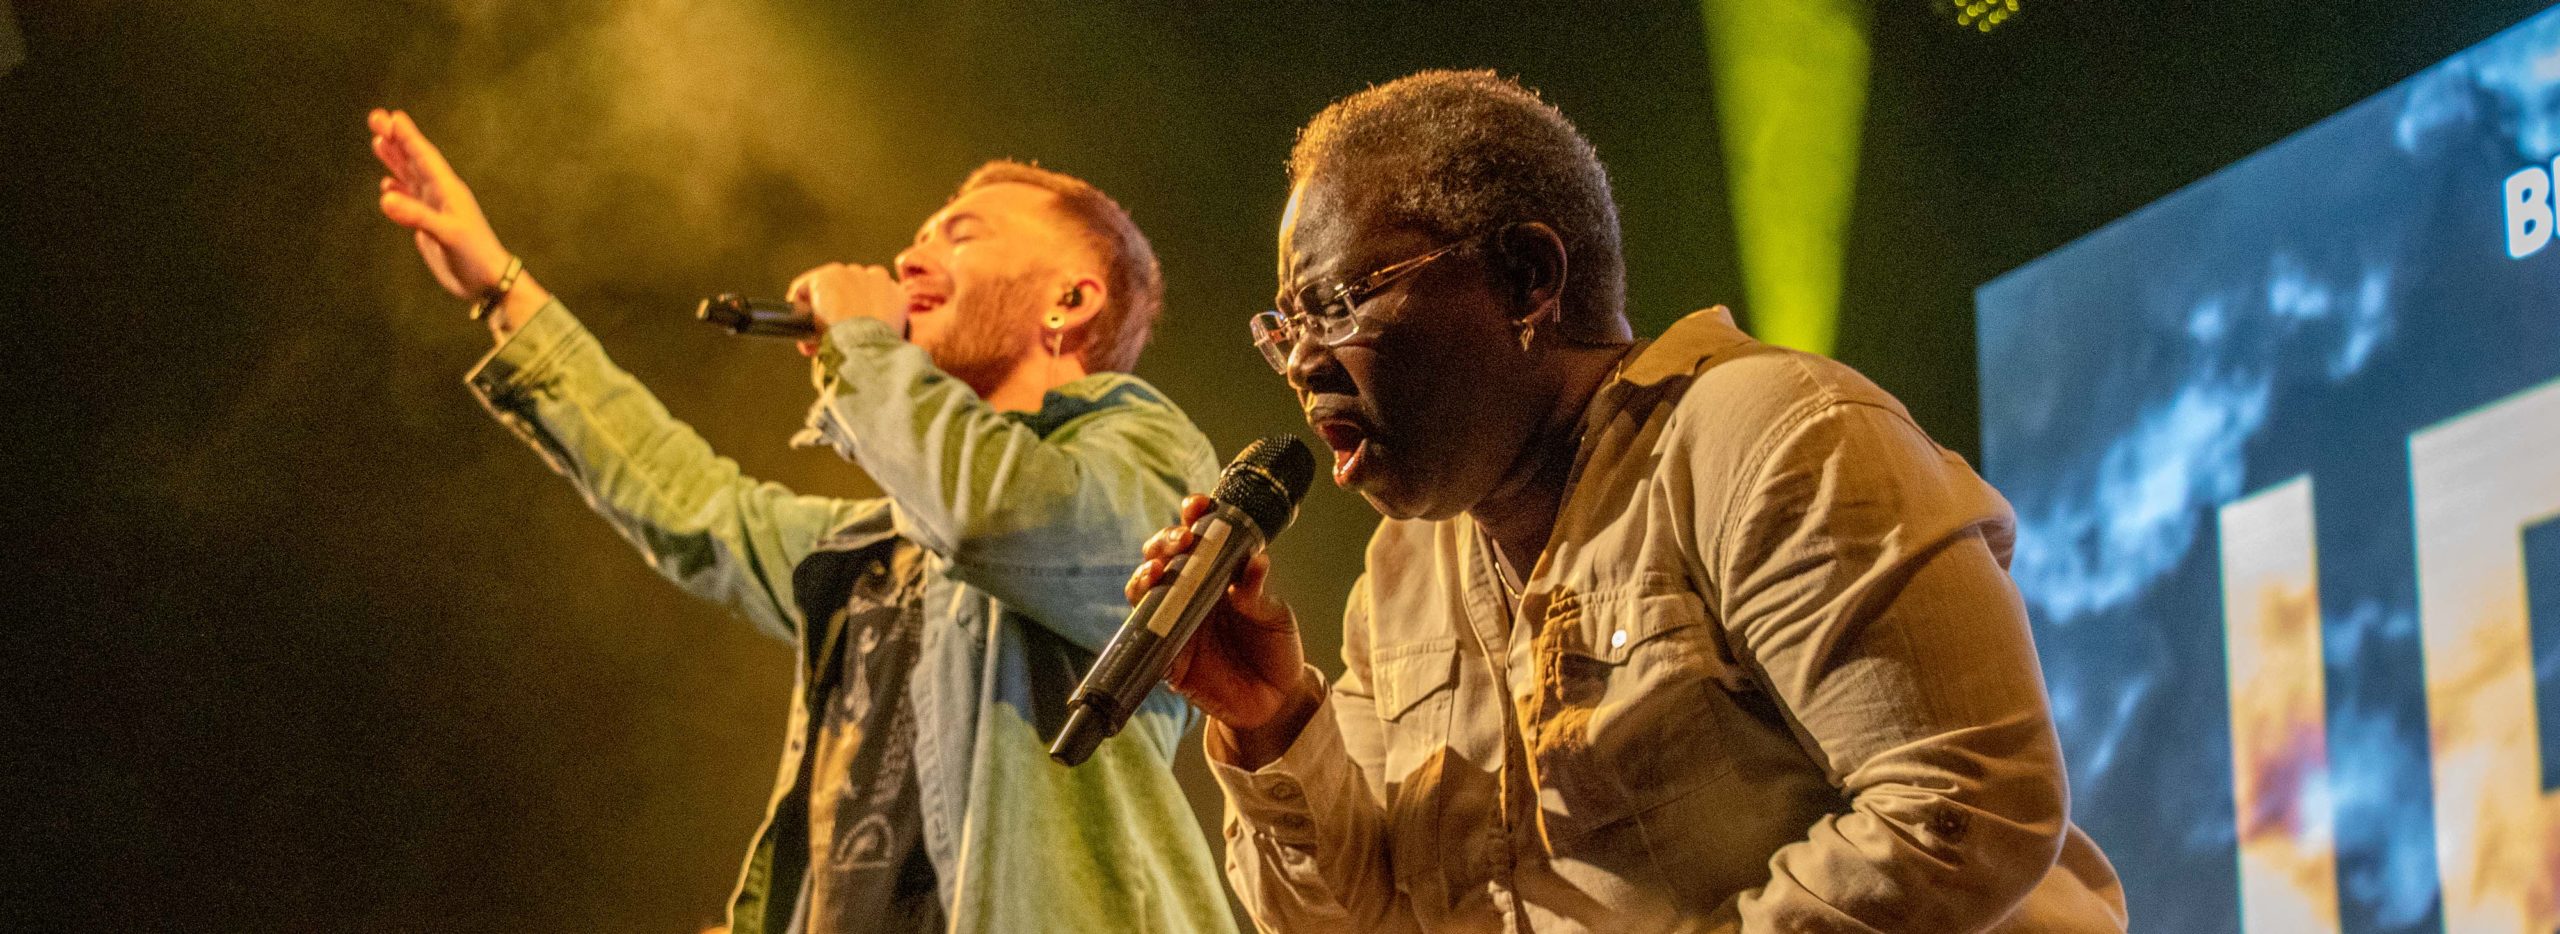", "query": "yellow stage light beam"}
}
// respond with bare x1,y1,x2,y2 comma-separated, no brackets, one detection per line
1701,0,1870,355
